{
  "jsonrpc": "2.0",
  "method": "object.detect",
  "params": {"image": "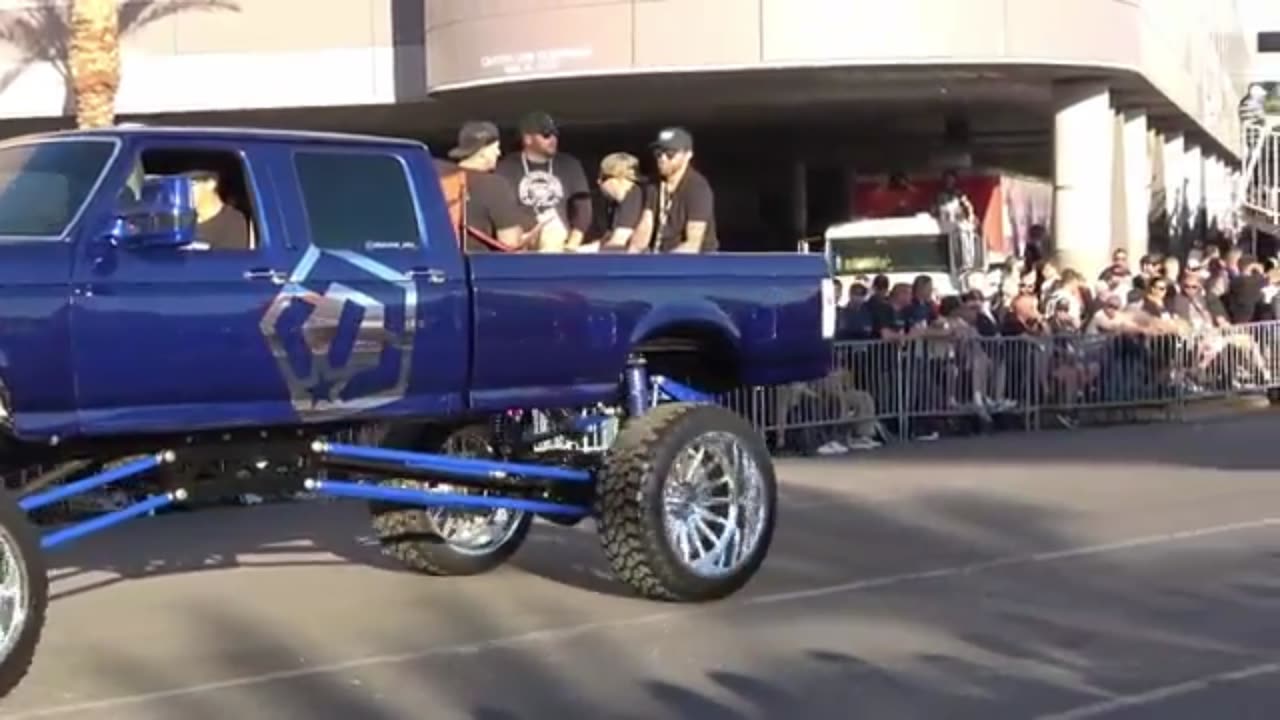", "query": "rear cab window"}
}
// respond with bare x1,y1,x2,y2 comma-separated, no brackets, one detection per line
292,150,424,253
